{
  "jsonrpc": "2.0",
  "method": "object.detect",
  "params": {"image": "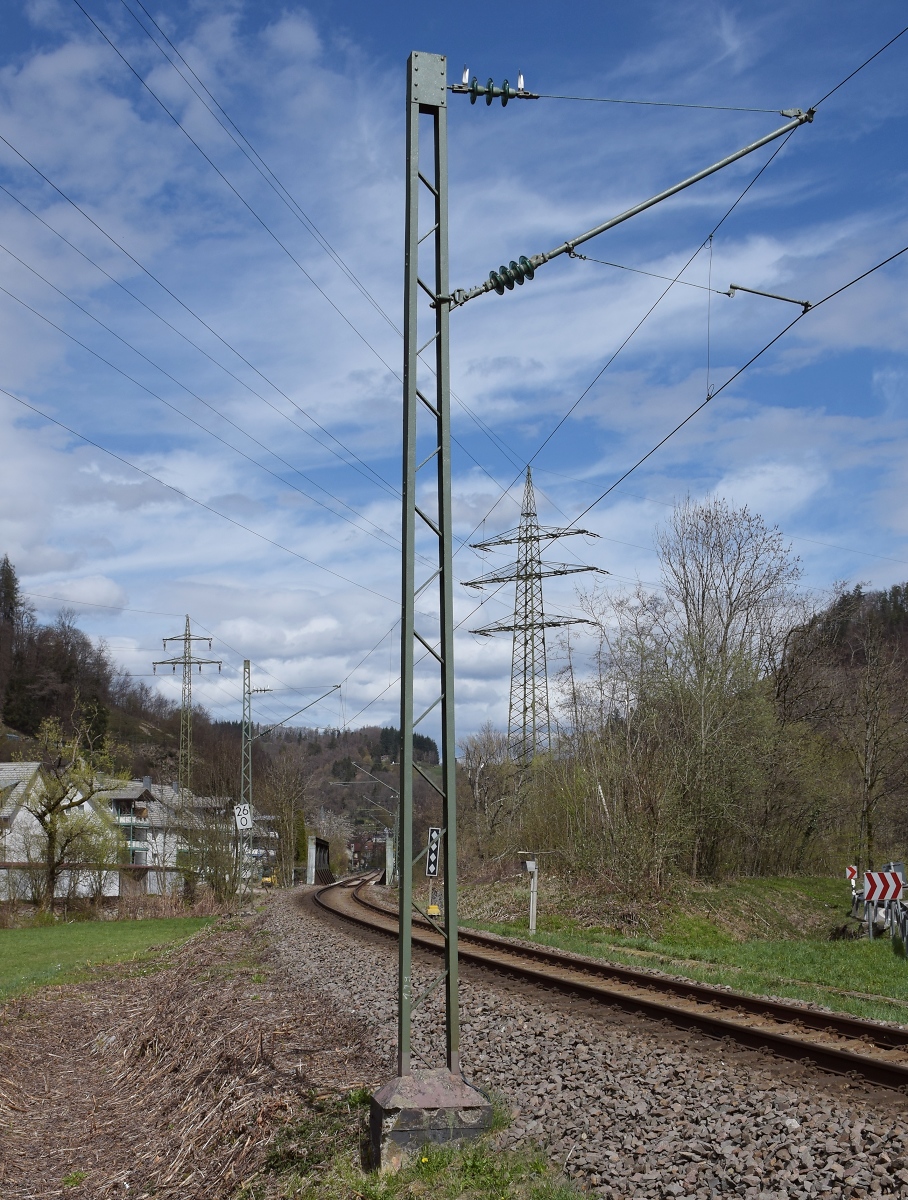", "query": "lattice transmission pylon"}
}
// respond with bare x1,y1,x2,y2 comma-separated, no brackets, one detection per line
153,615,221,800
464,467,603,763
